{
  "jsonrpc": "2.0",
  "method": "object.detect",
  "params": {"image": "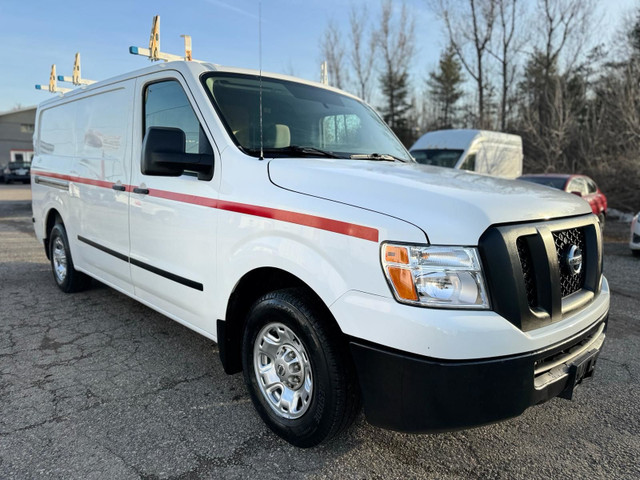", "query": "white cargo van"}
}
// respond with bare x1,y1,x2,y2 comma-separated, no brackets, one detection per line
32,61,608,447
410,129,523,178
